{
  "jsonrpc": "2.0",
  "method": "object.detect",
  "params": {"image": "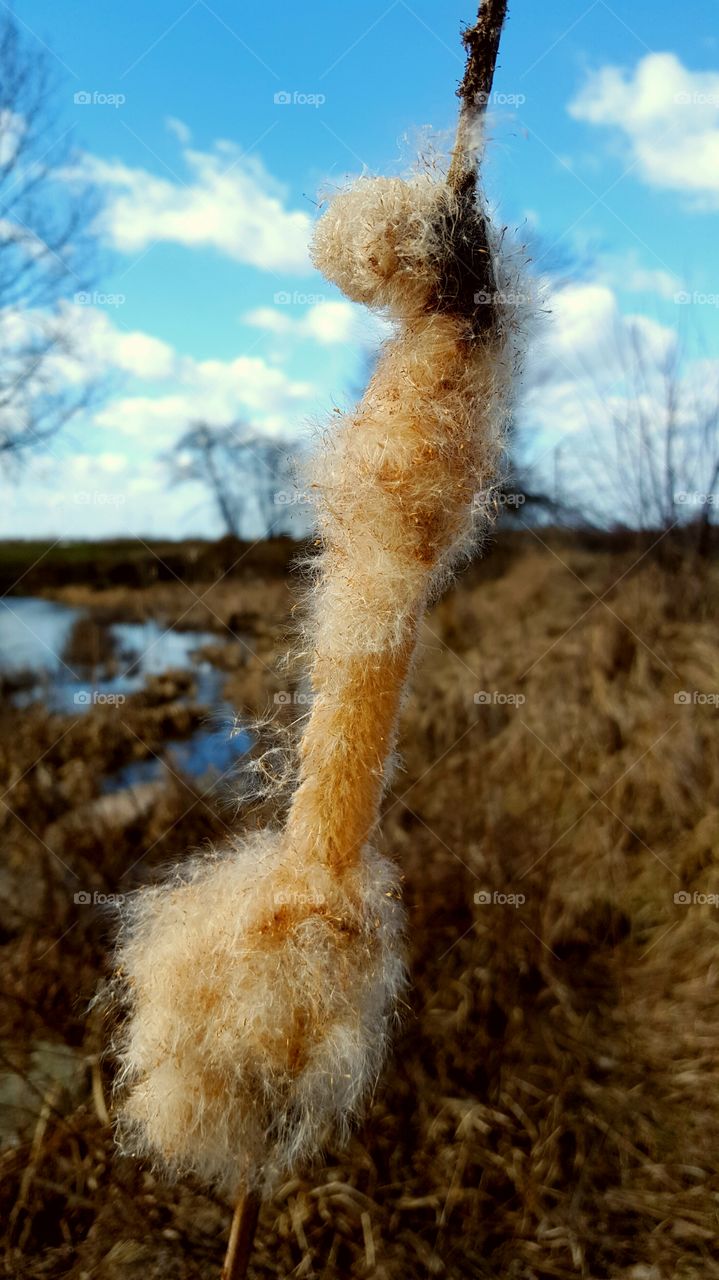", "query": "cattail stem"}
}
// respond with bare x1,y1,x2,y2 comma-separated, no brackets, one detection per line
447,0,509,194
222,1187,261,1280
